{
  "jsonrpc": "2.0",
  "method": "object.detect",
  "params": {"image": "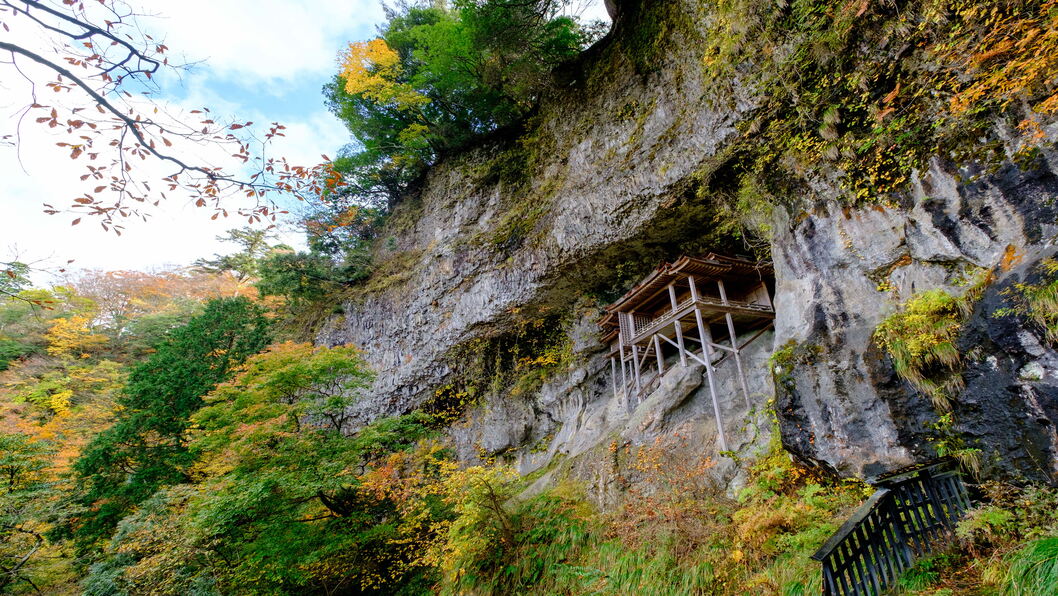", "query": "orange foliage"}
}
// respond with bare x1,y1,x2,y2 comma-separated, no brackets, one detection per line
72,268,245,324
945,1,1058,121
609,434,722,556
